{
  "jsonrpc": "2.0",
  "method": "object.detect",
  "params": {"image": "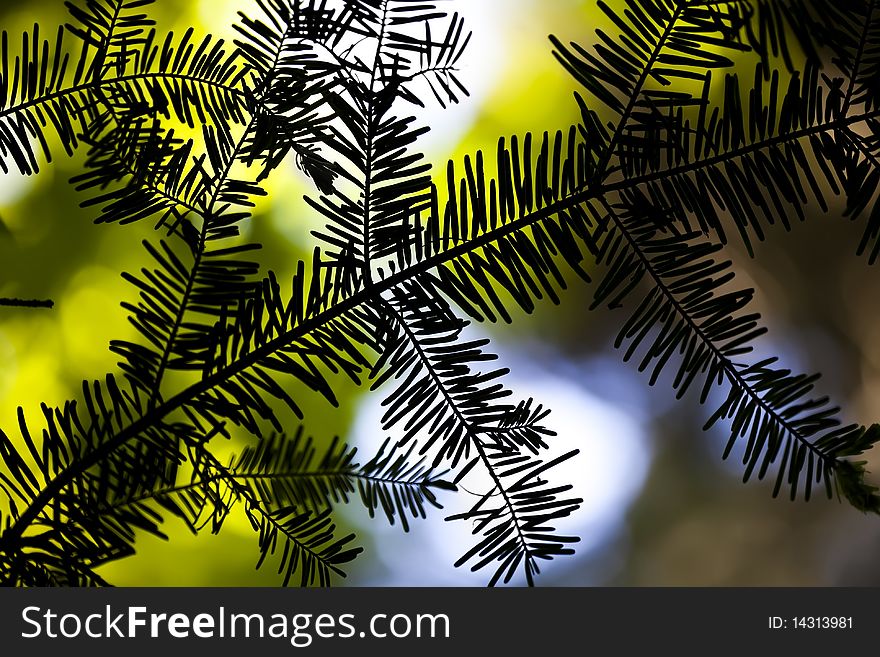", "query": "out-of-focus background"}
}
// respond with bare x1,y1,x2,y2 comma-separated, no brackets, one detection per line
1,0,879,586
